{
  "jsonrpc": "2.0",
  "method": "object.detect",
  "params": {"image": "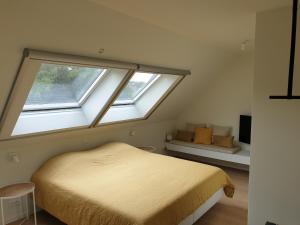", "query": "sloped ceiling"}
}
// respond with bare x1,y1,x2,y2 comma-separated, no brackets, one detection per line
0,0,291,128
92,0,290,51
